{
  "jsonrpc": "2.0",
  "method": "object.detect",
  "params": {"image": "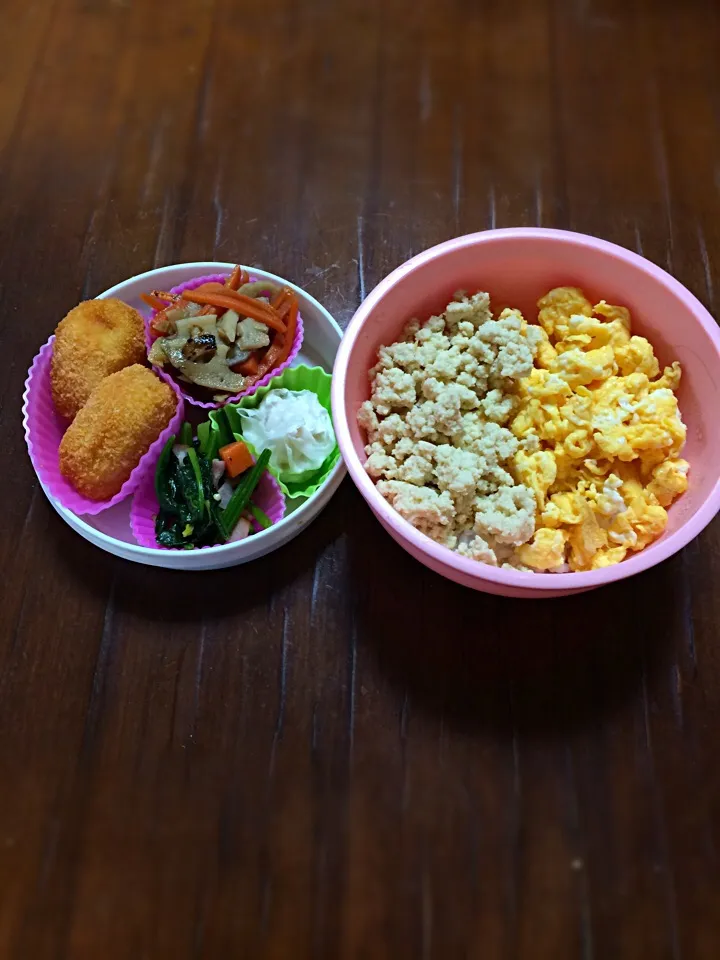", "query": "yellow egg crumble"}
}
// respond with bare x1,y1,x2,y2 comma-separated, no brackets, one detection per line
510,286,688,571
